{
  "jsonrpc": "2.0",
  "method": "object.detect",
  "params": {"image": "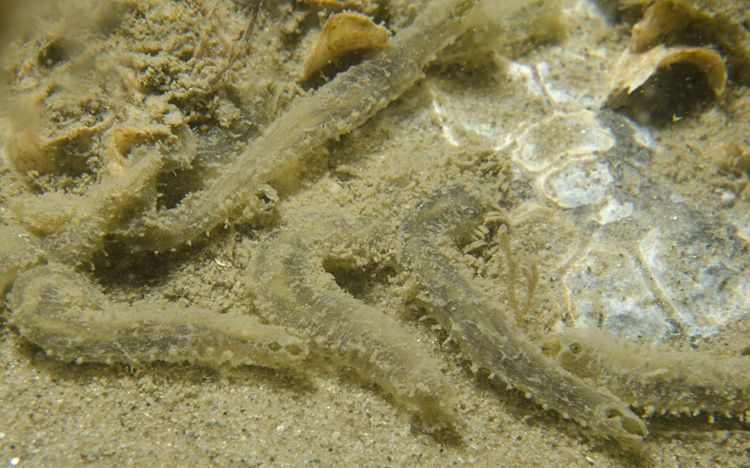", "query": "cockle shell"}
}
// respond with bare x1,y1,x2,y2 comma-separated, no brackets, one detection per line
302,12,389,80
609,45,727,98
105,126,175,175
625,0,750,84
629,0,692,53
3,114,113,175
